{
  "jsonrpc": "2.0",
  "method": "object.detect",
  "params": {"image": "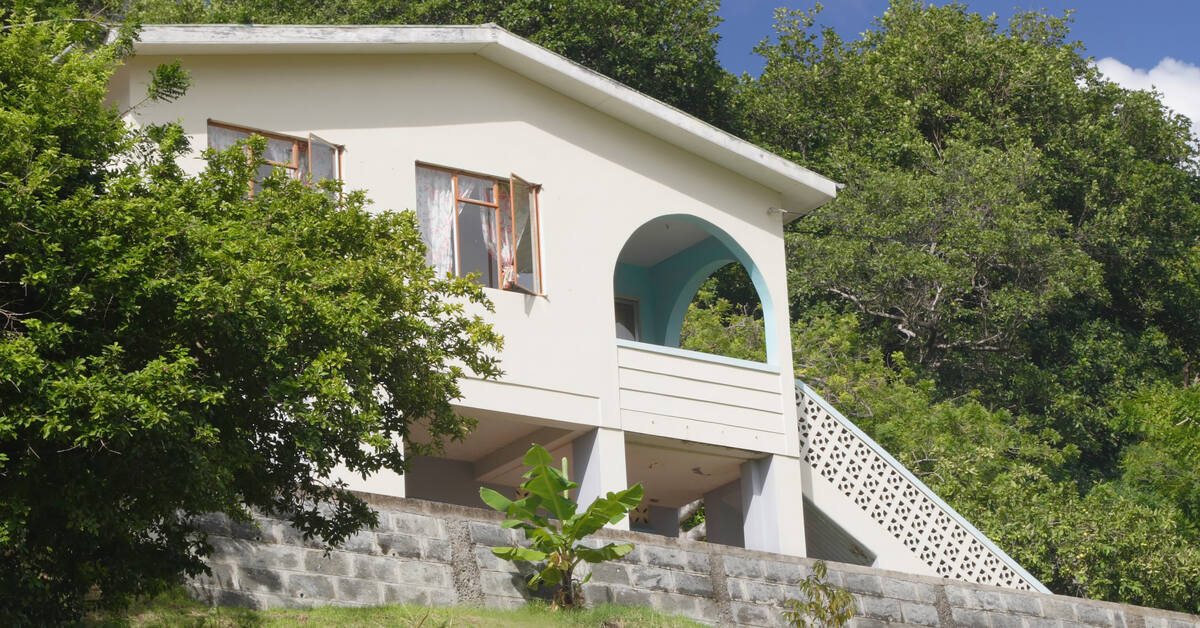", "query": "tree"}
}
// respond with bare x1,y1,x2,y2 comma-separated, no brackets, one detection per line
738,1,1199,407
735,4,1200,610
0,10,501,623
121,0,736,127
790,311,1200,611
1114,385,1200,527
479,444,644,610
679,271,766,362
